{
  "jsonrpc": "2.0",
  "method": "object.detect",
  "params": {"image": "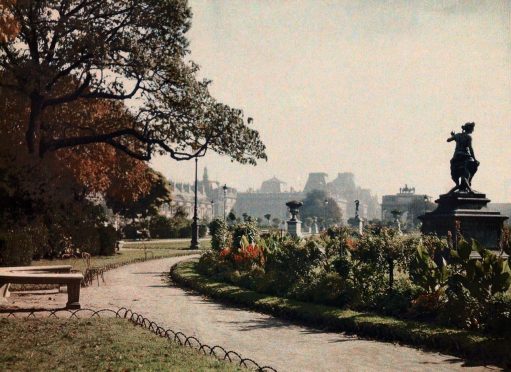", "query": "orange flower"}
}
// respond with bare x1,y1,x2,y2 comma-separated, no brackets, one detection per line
346,238,358,251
